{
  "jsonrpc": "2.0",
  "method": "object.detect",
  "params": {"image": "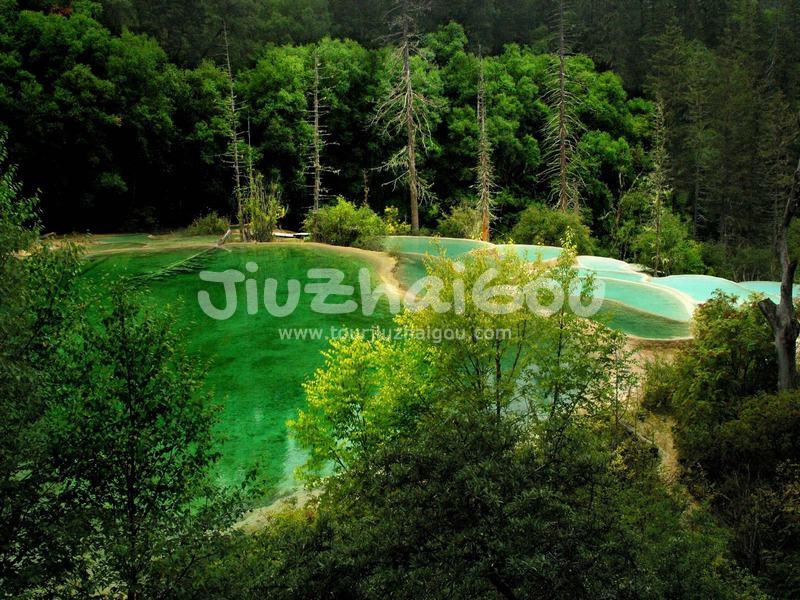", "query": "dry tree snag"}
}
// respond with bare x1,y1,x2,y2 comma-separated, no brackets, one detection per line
556,0,569,212
222,23,245,240
305,51,338,212
373,0,435,236
542,0,582,213
760,158,800,391
475,52,494,242
312,53,323,211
